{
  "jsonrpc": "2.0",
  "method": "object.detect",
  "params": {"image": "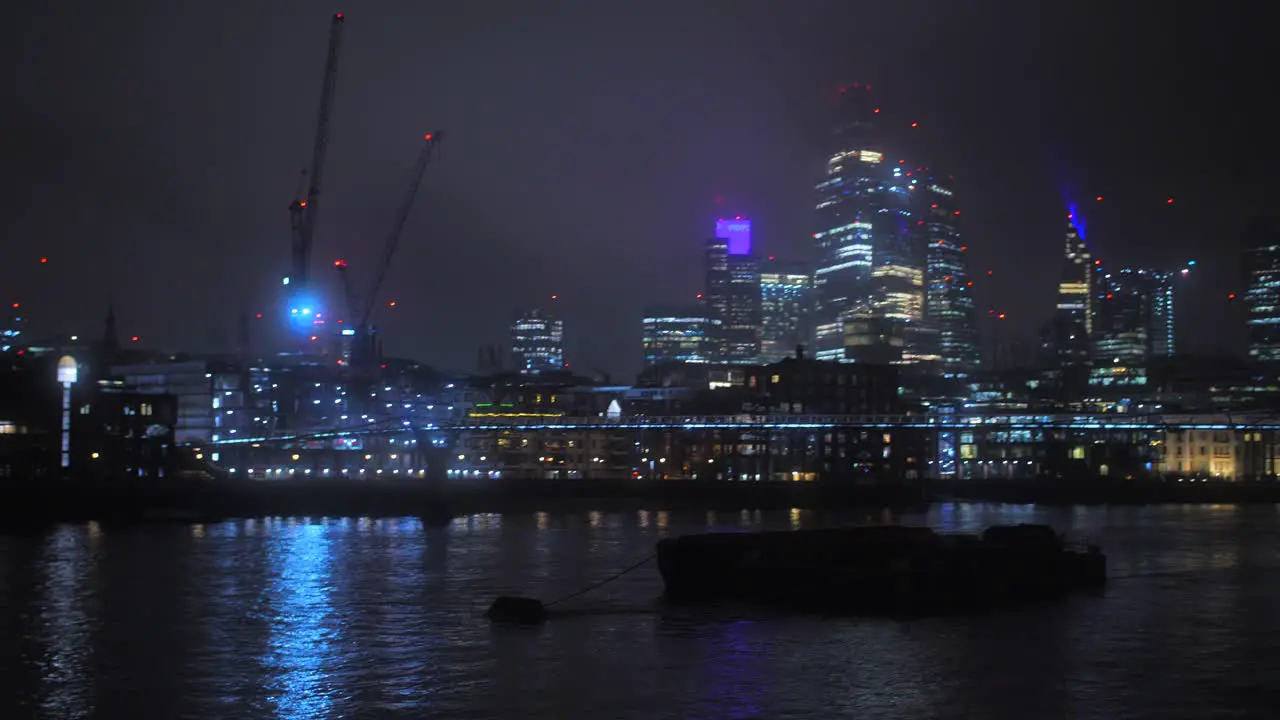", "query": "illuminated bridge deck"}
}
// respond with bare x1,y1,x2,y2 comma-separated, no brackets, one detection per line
194,413,1280,447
